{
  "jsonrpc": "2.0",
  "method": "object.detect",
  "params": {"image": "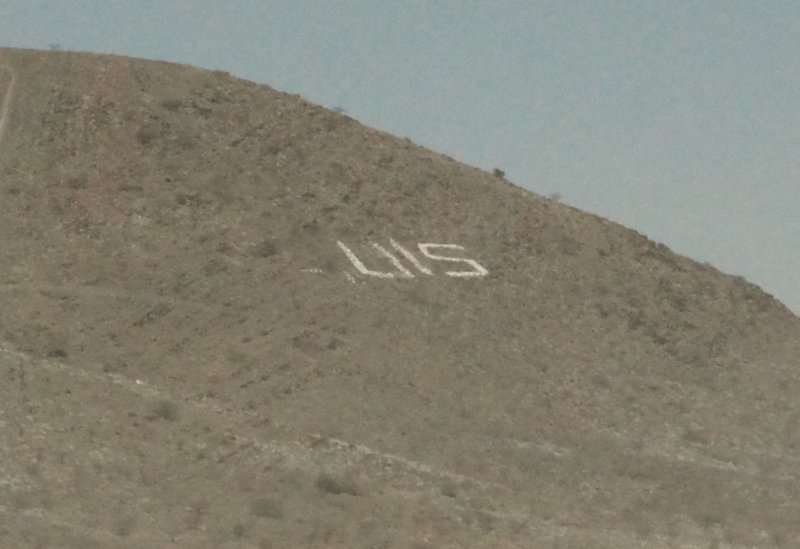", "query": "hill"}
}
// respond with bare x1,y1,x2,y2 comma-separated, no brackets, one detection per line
1,47,799,548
